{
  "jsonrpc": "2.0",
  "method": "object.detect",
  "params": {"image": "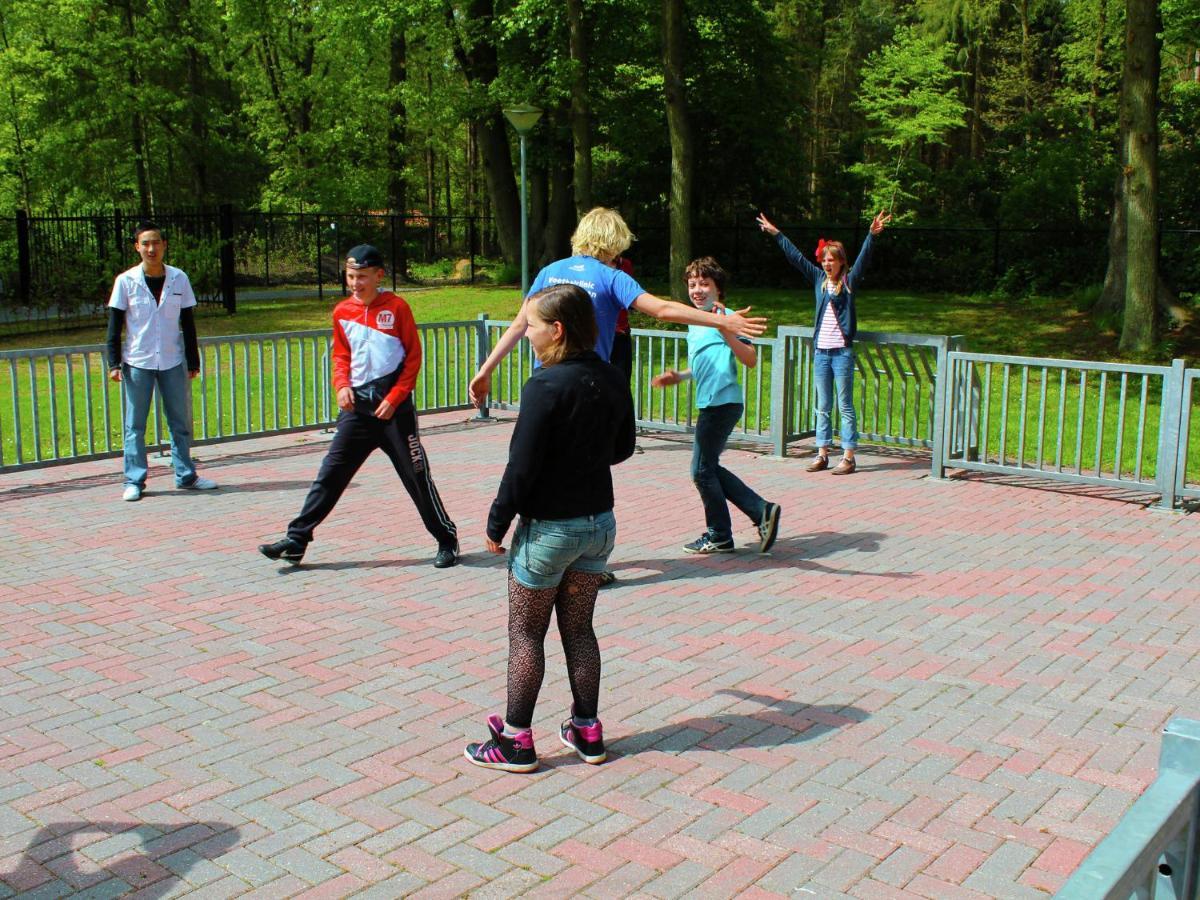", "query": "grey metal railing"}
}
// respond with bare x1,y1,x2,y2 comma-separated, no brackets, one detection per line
1177,369,1200,506
0,321,484,472
1055,717,1200,899
939,351,1193,509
